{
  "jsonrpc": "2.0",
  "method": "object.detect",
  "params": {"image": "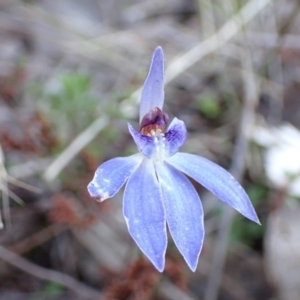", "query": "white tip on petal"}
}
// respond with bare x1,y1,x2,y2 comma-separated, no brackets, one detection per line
87,154,143,201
